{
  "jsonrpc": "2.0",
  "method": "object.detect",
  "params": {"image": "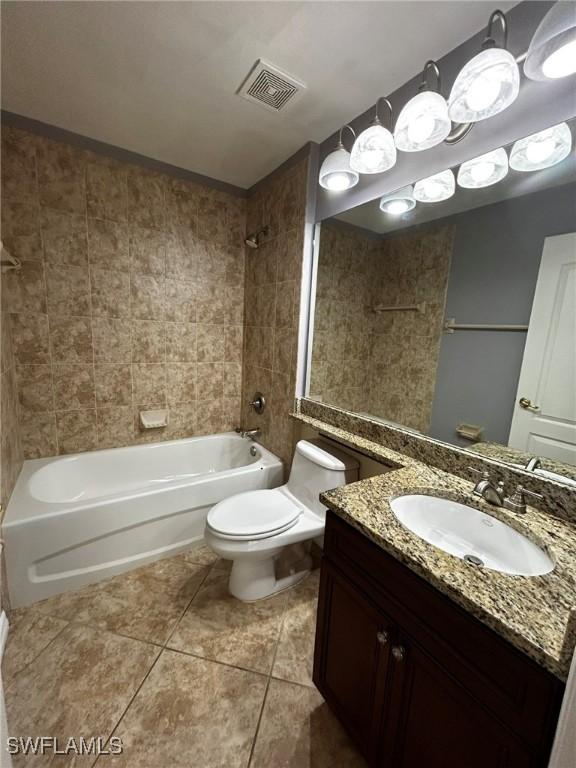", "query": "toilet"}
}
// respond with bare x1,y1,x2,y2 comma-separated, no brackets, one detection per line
204,439,359,601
